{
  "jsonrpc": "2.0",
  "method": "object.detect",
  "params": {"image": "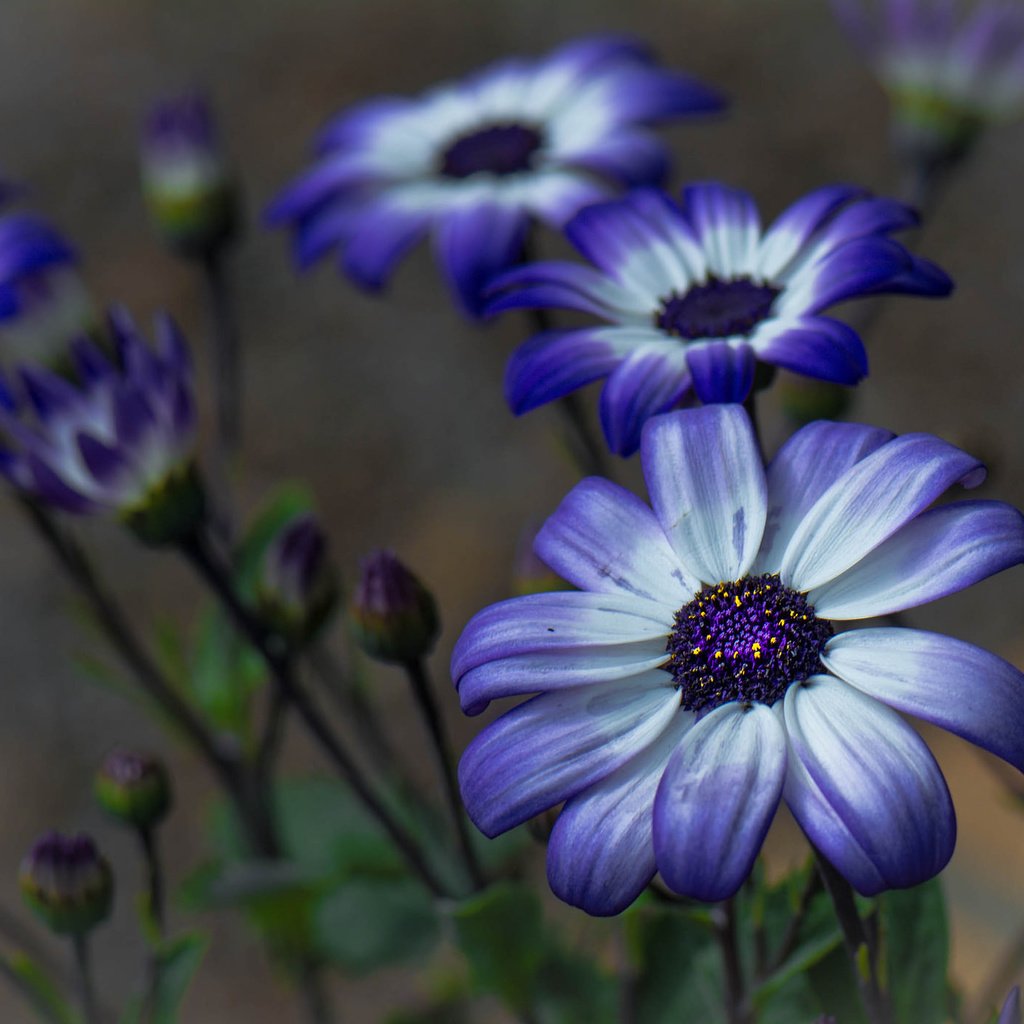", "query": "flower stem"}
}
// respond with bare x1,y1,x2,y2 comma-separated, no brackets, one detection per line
403,658,485,890
181,529,450,898
71,934,100,1024
713,898,752,1024
200,246,242,461
298,960,334,1024
813,848,889,1024
139,826,165,935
